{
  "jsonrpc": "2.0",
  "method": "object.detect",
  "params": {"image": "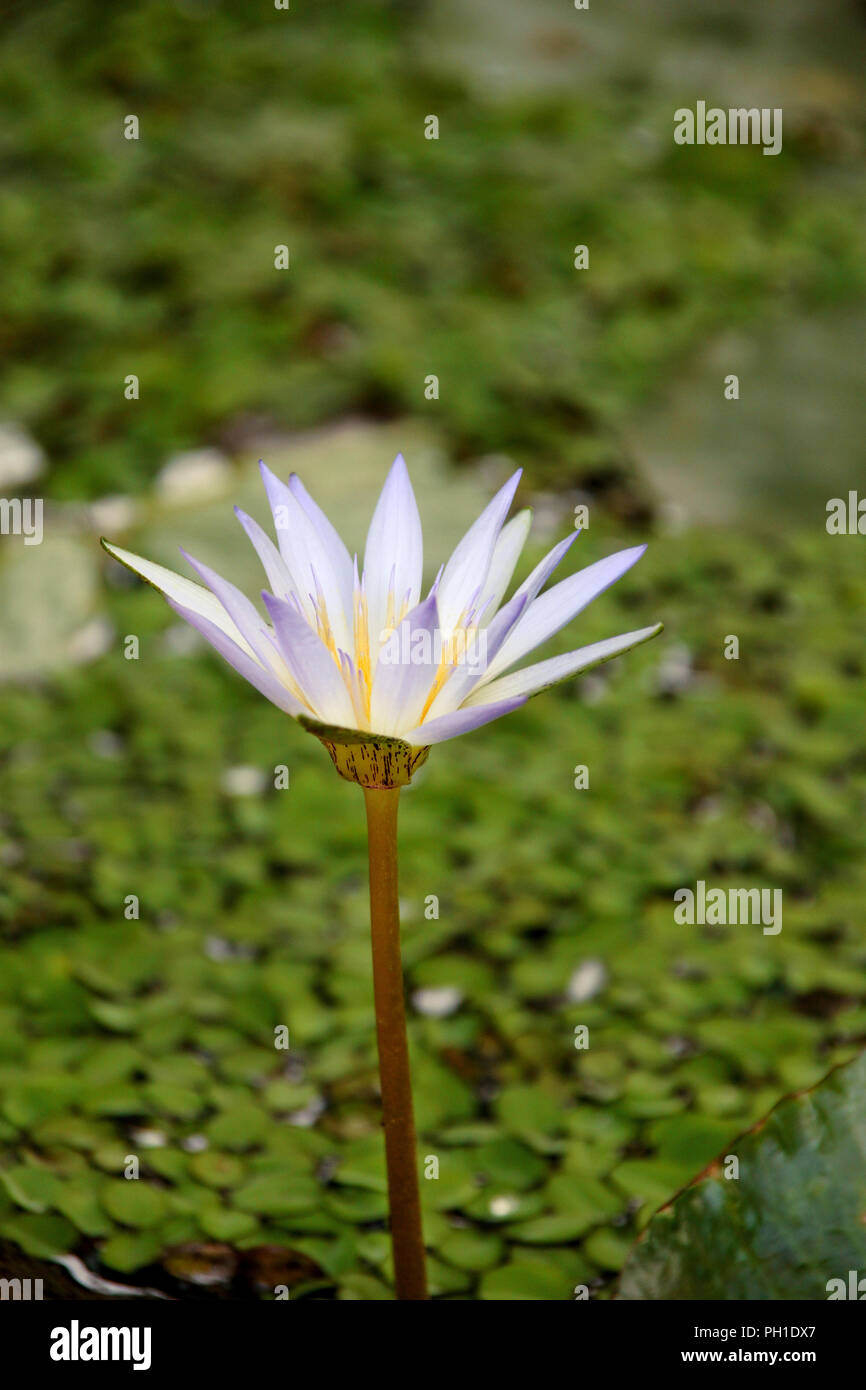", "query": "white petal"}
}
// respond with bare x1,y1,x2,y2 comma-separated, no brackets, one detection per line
477,508,532,623
435,470,522,632
260,462,352,651
262,592,356,727
235,507,297,601
369,593,440,736
404,695,528,746
407,524,575,723
420,590,529,722
164,596,304,717
436,530,579,711
180,548,280,673
479,543,647,684
512,529,580,608
465,623,663,706
363,454,423,646
101,540,255,657
289,473,355,614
